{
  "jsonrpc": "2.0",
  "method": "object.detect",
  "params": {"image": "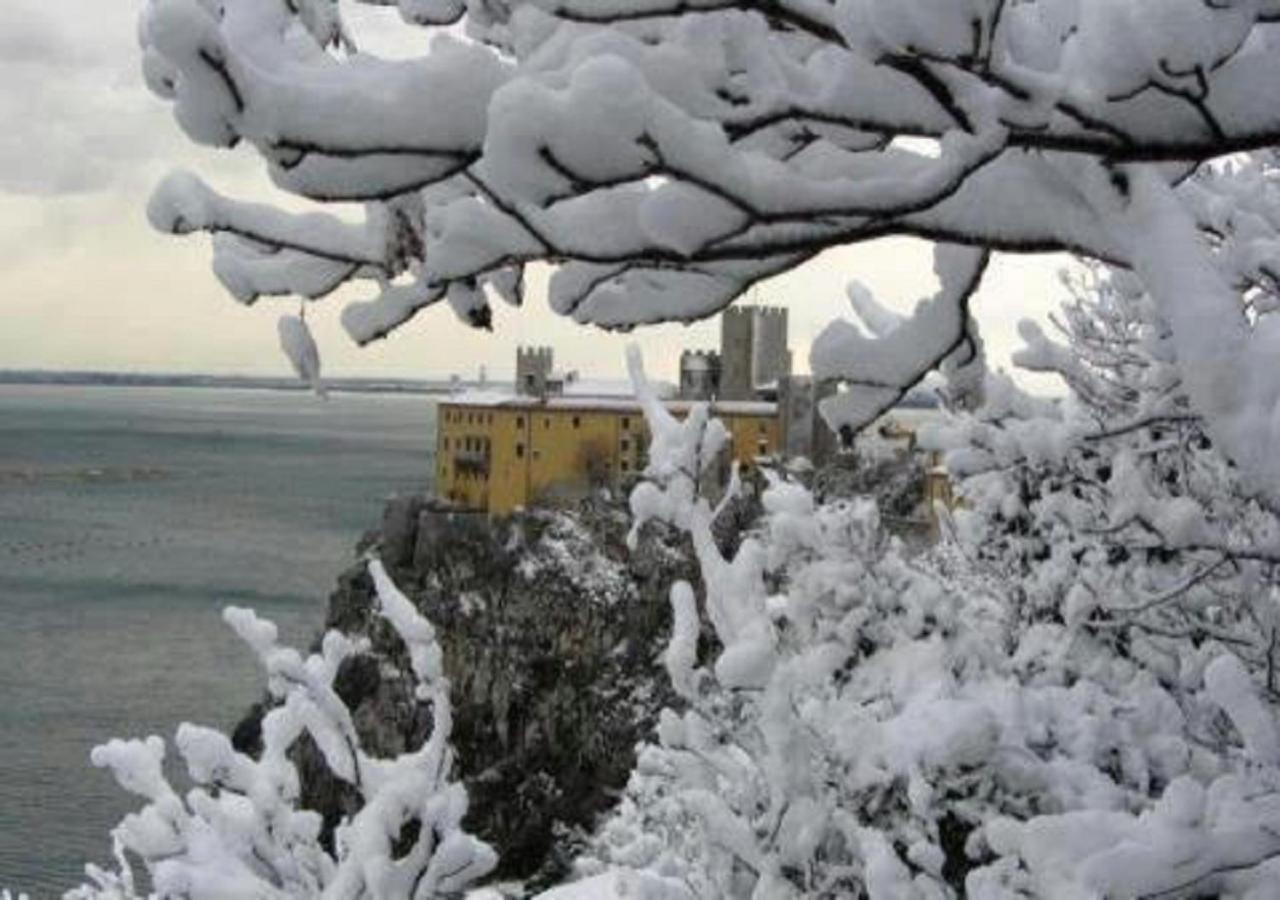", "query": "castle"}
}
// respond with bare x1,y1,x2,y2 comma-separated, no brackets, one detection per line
436,306,798,516
435,306,949,522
